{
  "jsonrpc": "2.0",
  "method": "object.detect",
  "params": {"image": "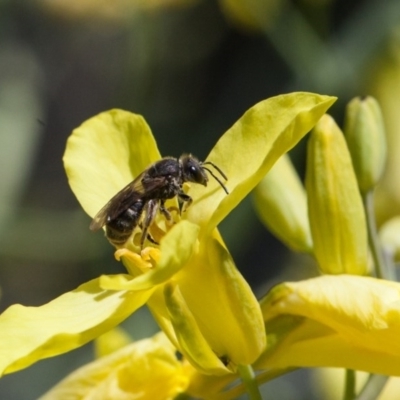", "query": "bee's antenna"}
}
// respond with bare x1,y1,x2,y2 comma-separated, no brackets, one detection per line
202,166,229,194
202,161,228,180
